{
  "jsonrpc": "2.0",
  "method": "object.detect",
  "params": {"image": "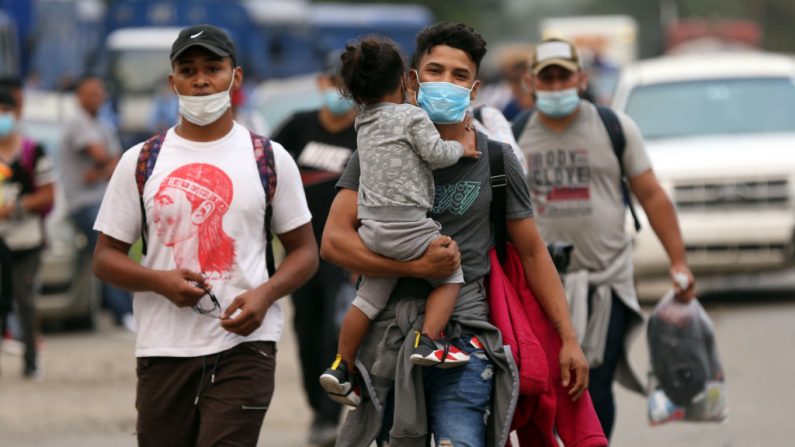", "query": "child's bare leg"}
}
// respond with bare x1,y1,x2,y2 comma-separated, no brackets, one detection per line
338,305,371,370
421,283,462,339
